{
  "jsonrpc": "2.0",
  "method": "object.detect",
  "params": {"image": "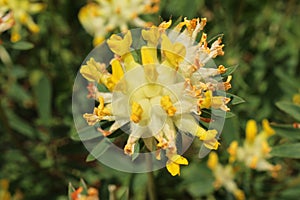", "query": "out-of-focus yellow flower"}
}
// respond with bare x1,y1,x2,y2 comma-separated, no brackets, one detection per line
0,11,14,34
0,179,23,200
81,18,230,176
0,0,45,42
207,152,245,200
228,119,281,177
78,0,160,46
293,93,300,105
